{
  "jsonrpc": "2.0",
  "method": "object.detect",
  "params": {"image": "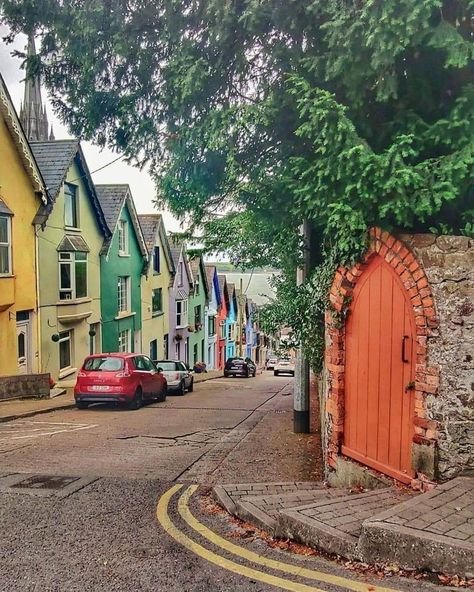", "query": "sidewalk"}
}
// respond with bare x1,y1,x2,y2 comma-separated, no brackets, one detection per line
0,368,225,423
